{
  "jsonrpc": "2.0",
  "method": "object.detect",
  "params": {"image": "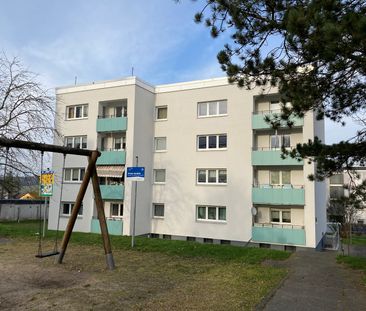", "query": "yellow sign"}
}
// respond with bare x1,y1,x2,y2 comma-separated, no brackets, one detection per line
39,170,54,197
